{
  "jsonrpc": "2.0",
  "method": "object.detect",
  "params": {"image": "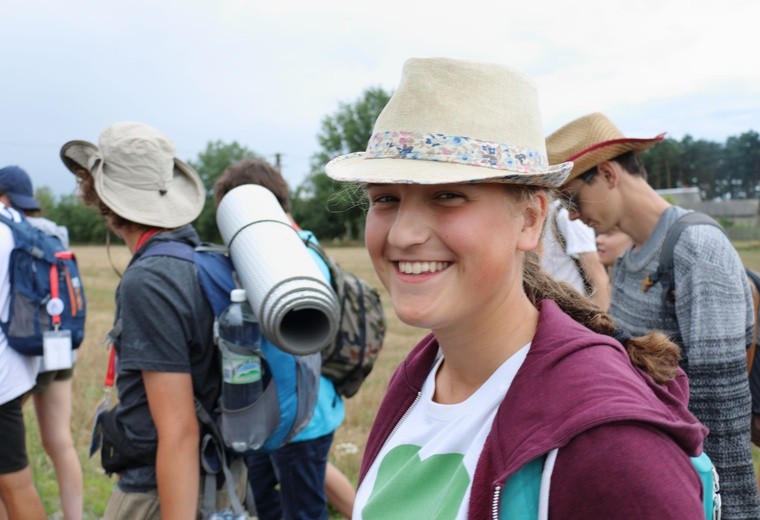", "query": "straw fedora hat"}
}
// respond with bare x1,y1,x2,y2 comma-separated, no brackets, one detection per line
325,57,572,188
546,113,665,184
60,121,205,228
